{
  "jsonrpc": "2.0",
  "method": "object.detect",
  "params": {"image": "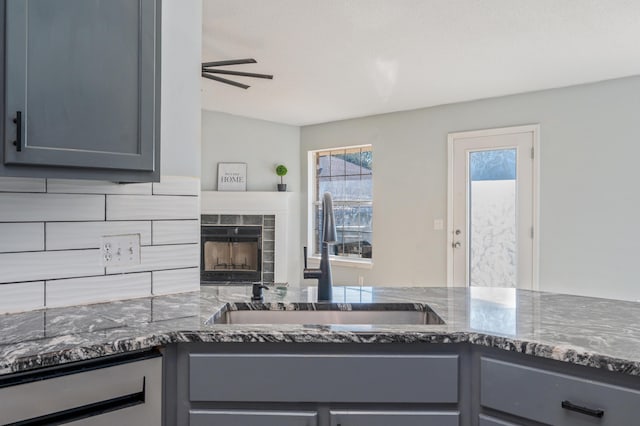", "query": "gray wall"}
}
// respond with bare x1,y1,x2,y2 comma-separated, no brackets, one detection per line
161,0,202,177
201,110,300,191
301,75,640,301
